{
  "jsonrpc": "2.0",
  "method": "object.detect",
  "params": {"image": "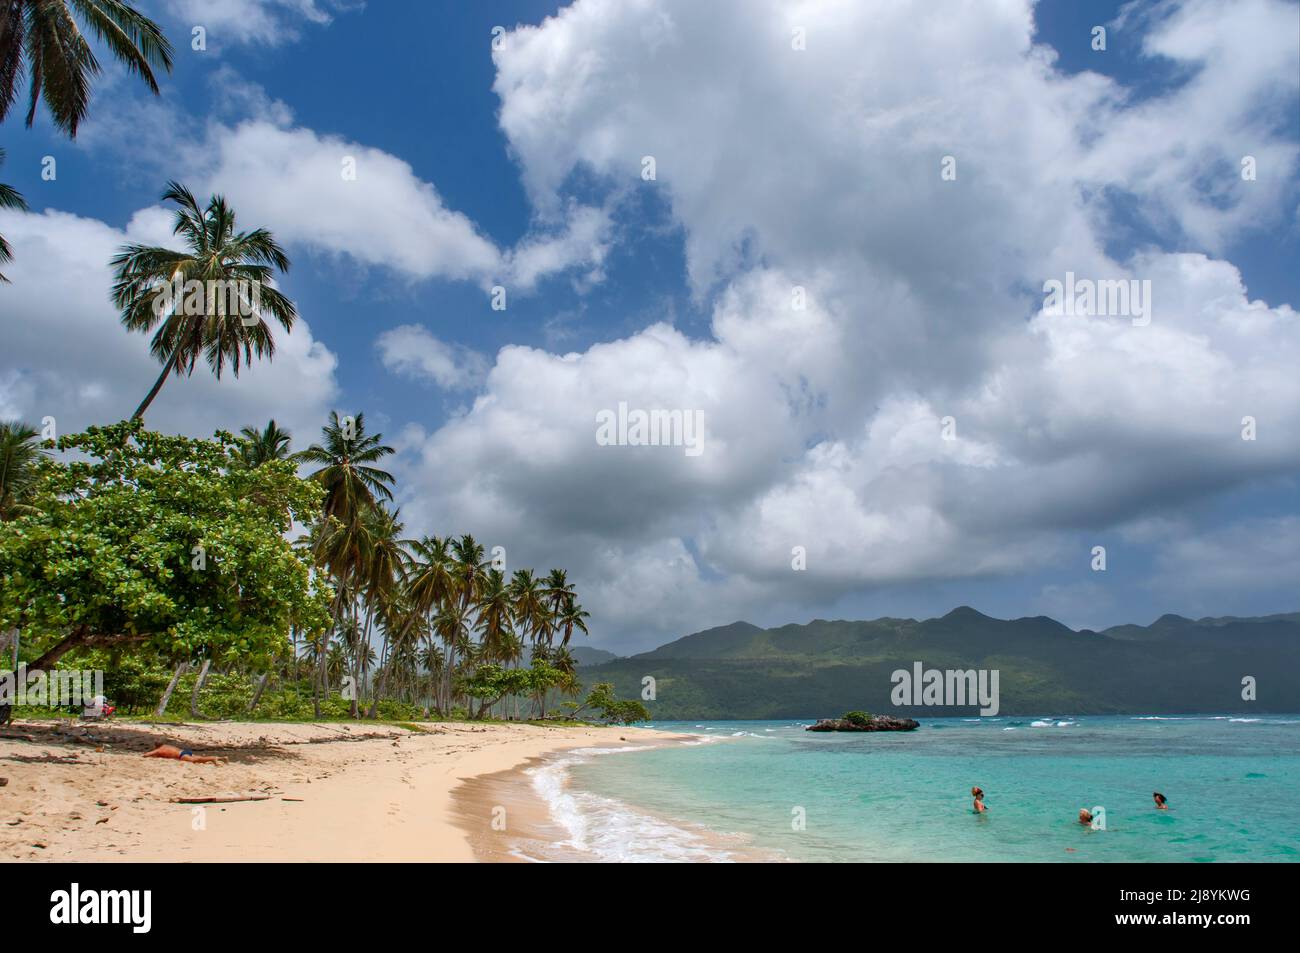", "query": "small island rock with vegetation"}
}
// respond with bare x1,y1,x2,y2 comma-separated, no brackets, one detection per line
806,711,919,732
